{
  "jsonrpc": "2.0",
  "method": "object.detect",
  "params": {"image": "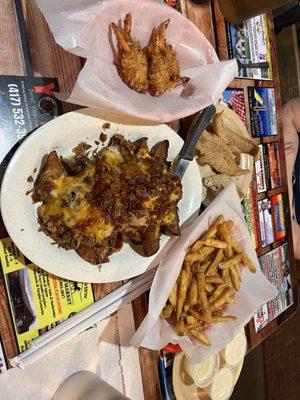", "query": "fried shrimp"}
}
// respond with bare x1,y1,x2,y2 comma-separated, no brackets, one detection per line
146,19,190,96
111,13,149,93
